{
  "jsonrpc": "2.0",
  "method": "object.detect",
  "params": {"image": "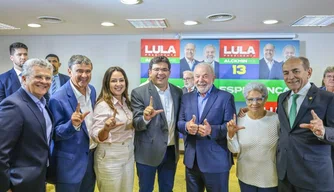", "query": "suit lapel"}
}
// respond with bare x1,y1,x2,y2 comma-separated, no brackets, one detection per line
199,86,218,123
170,84,179,120
148,82,167,126
10,68,21,91
19,88,48,144
292,84,317,129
